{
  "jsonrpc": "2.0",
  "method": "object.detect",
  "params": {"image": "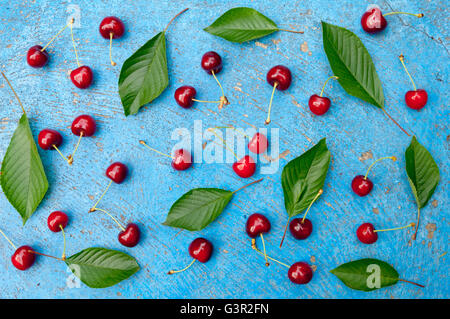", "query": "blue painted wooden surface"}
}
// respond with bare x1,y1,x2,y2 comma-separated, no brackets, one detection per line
0,0,448,299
